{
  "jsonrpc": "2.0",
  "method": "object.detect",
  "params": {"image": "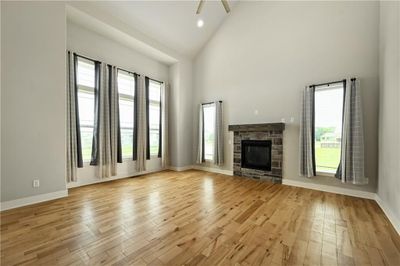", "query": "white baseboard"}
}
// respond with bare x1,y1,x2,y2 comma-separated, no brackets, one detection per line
67,168,165,188
0,190,68,211
375,195,400,235
168,165,193,172
281,179,376,199
191,165,234,176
